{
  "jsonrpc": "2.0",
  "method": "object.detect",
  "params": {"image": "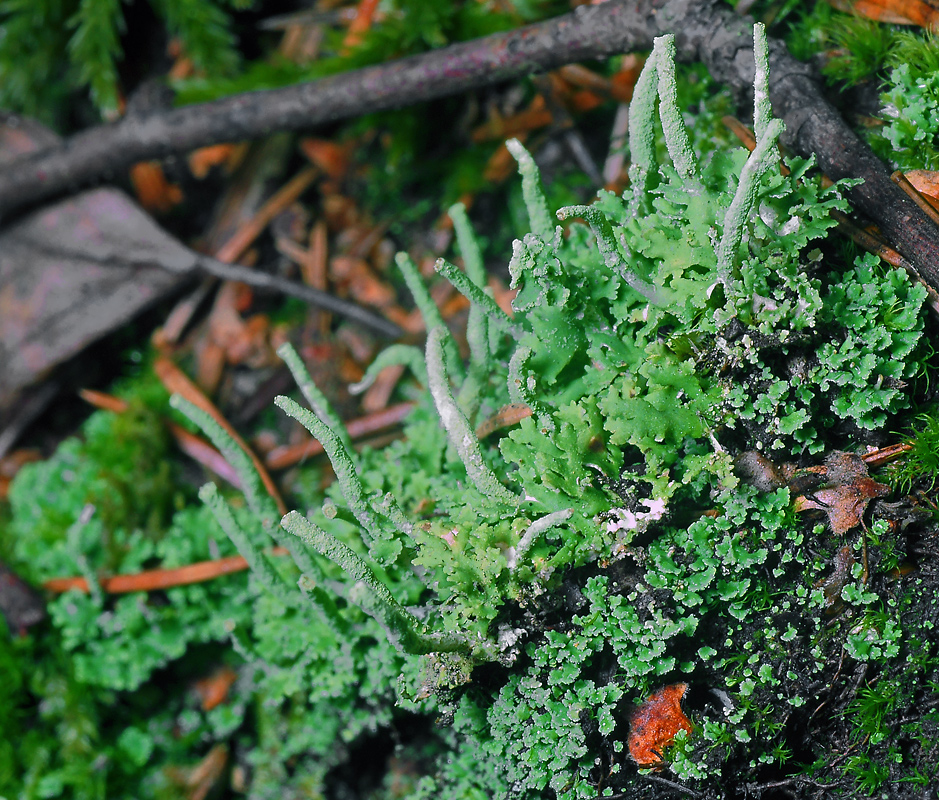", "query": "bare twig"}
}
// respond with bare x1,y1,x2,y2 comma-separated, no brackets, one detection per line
0,2,652,220
193,255,402,337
